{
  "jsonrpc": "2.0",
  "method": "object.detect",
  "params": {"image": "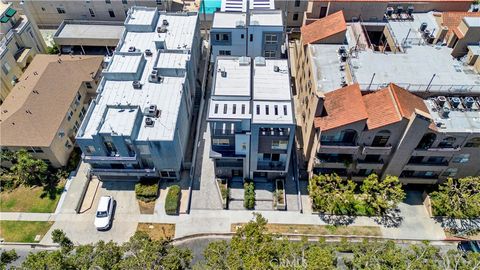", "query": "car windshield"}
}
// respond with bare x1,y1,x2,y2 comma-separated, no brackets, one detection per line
96,211,108,218
471,241,480,252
